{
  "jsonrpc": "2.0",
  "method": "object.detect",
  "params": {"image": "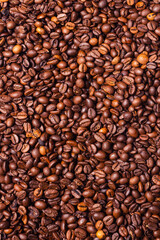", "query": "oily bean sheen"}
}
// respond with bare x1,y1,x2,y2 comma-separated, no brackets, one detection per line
0,0,160,240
